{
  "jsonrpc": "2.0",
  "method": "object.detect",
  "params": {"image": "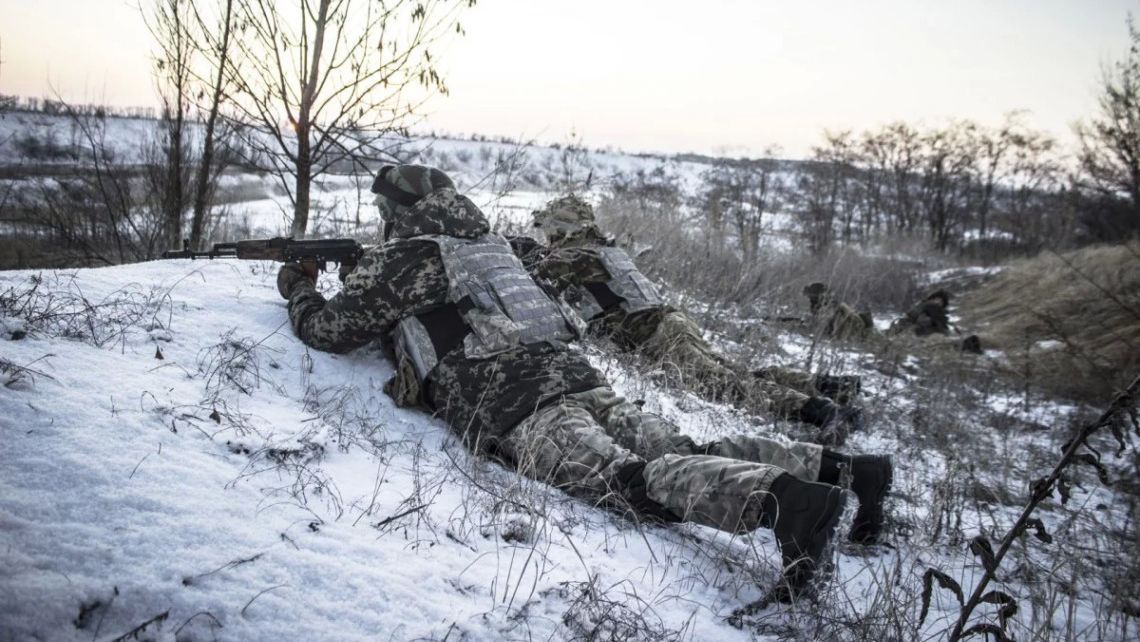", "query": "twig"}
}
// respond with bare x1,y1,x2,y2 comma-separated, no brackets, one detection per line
373,503,429,529
947,372,1140,640
173,611,223,637
241,584,288,618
